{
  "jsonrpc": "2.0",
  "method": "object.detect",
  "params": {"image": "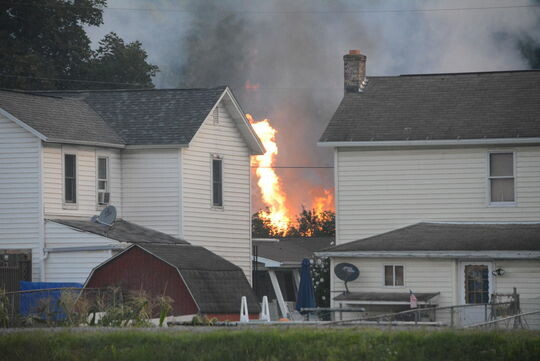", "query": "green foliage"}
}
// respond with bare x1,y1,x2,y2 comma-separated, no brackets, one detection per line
310,257,330,320
0,289,9,328
0,329,539,361
0,0,157,90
